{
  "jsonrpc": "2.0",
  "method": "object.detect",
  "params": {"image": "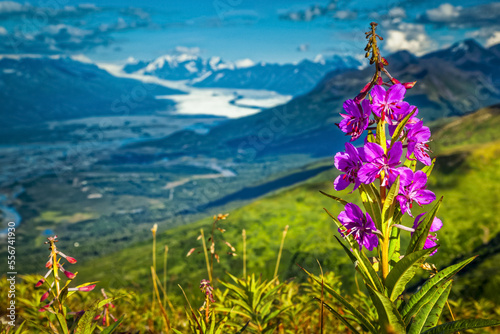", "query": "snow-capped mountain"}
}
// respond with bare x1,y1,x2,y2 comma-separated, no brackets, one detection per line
123,53,362,96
